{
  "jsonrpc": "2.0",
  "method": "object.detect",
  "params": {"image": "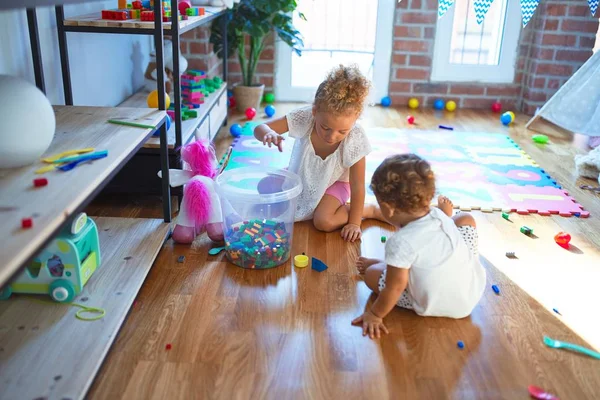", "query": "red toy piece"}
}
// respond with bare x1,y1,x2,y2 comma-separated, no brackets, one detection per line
132,1,143,9
528,385,559,400
33,177,48,187
141,10,154,21
407,115,415,125
245,107,257,120
165,343,172,350
228,96,236,108
491,102,502,113
21,218,33,229
178,0,191,15
554,232,571,249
